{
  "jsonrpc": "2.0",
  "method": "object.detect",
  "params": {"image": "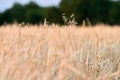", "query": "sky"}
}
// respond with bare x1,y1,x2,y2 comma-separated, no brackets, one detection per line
0,0,61,12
